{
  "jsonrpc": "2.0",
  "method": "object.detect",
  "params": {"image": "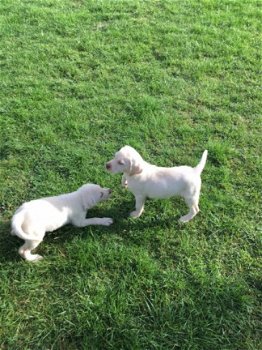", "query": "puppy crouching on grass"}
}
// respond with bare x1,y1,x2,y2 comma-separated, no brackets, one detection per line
11,184,113,262
106,145,208,222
